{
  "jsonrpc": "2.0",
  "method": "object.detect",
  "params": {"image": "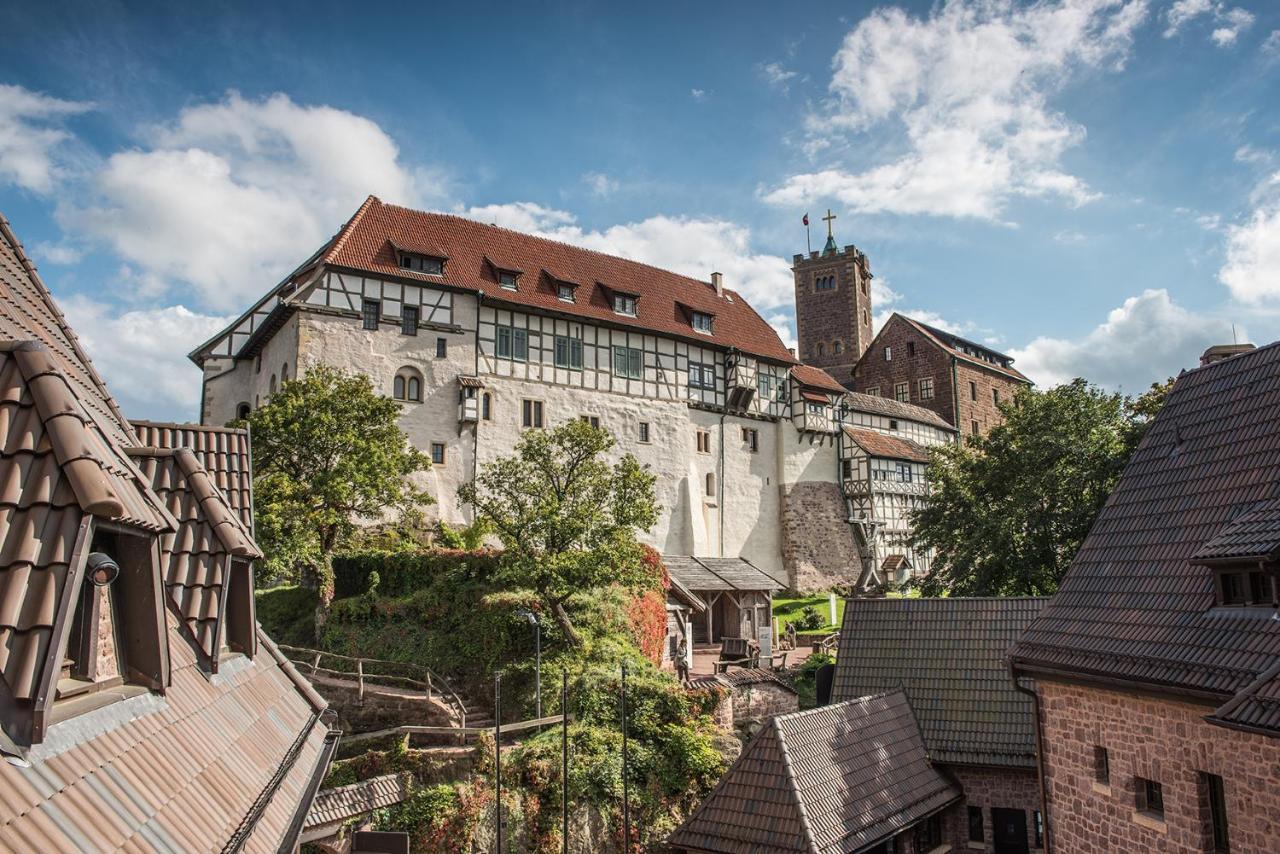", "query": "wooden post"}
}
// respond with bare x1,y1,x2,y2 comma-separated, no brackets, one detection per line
311,652,320,675
357,659,364,704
